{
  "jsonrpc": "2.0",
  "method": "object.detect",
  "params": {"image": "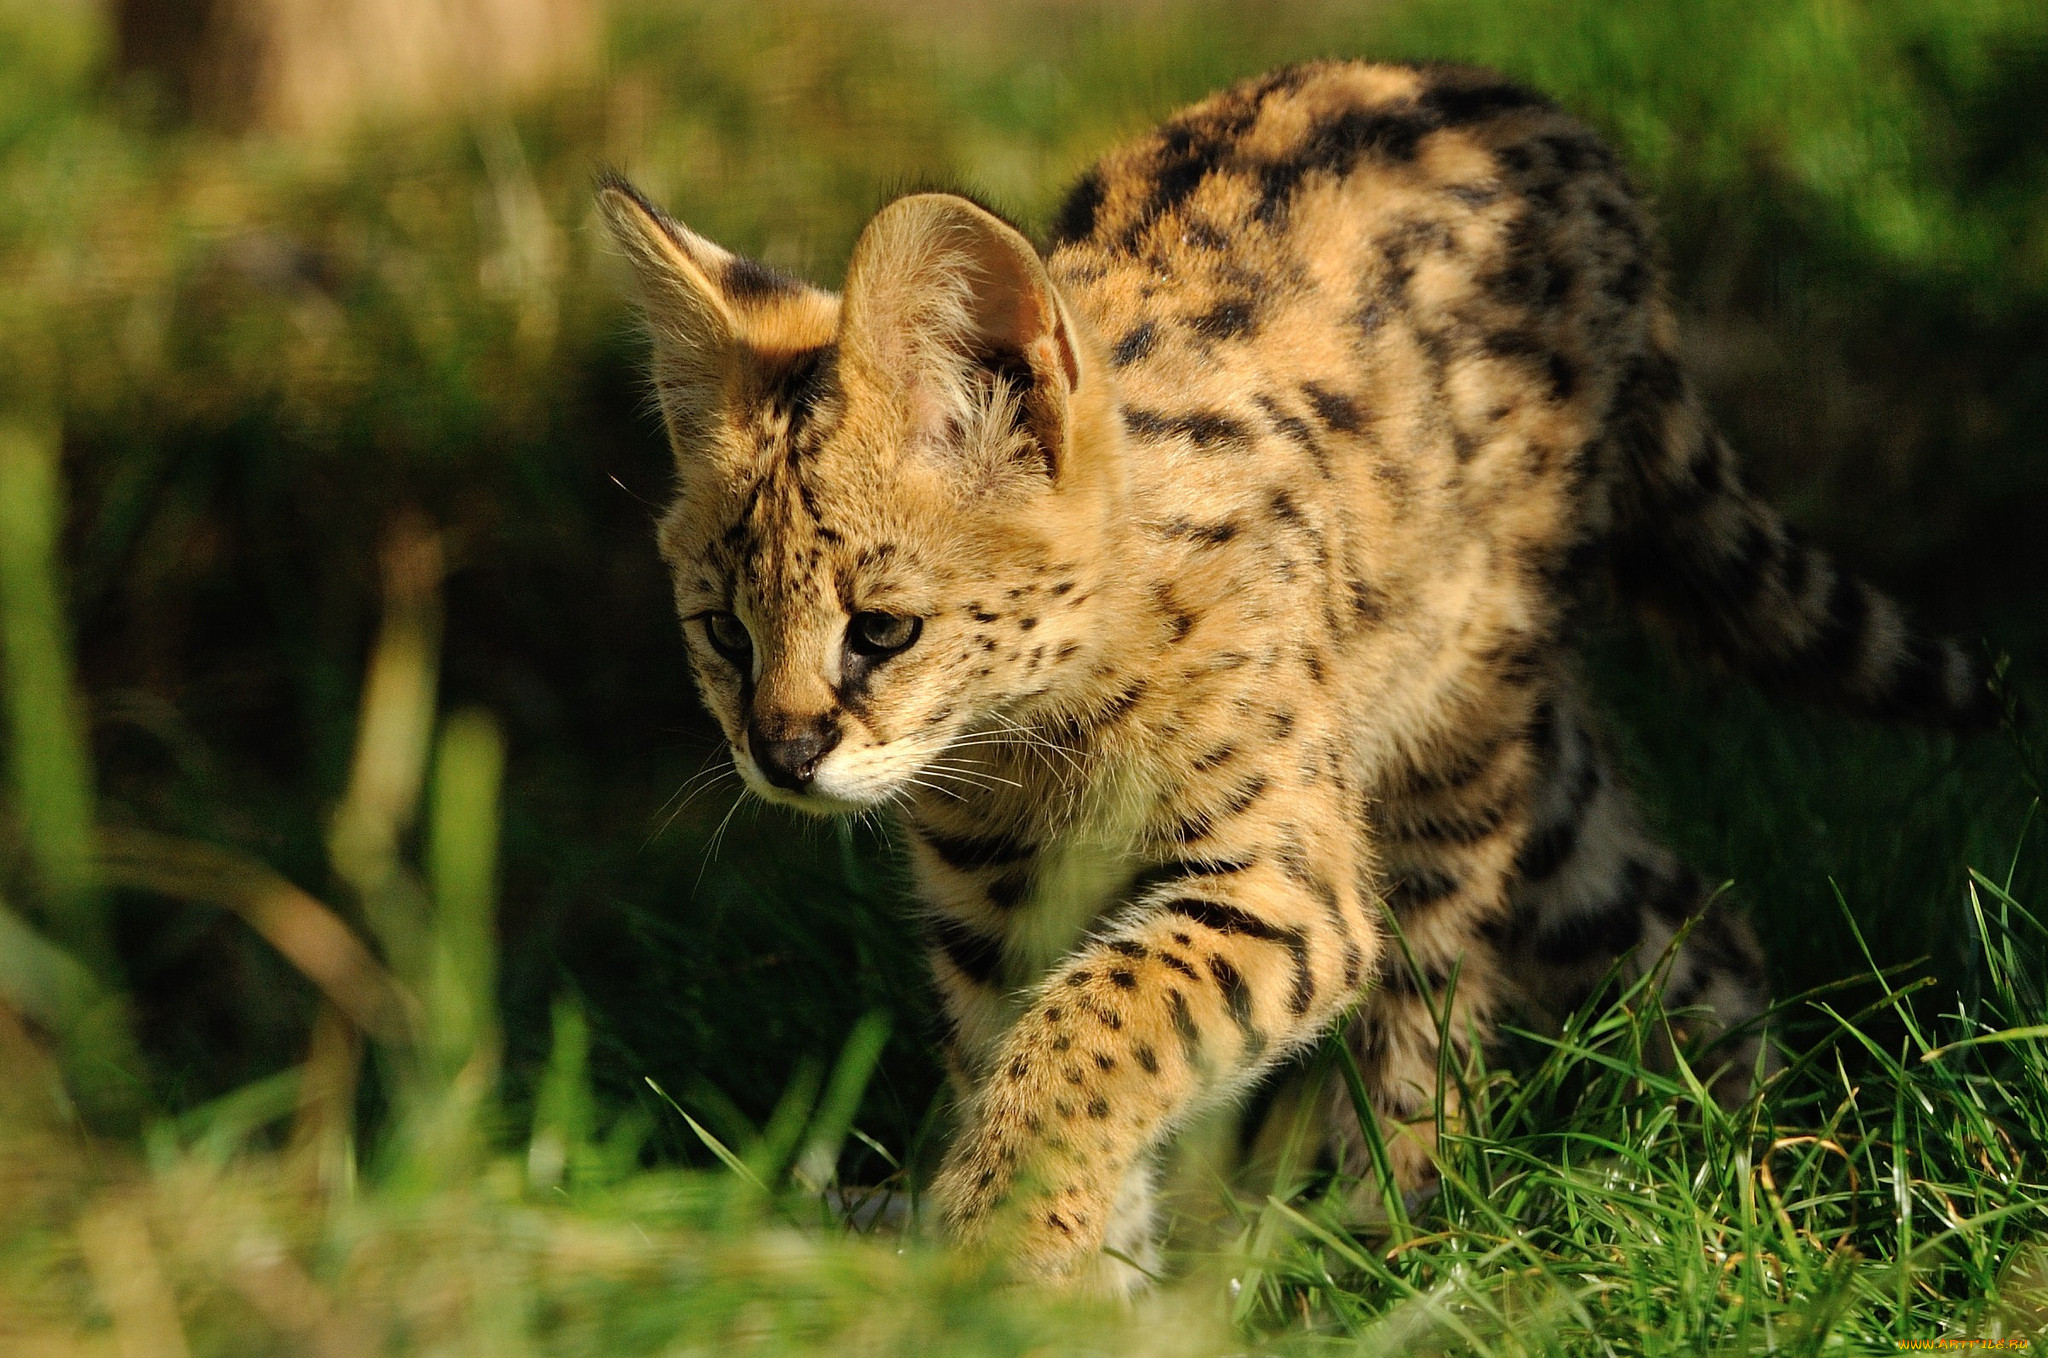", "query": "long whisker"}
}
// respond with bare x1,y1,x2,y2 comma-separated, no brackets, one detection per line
647,762,741,847
694,787,751,890
924,761,1022,792
924,740,1033,772
650,745,735,821
899,774,968,802
986,711,1087,779
921,757,1015,790
941,718,1087,785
